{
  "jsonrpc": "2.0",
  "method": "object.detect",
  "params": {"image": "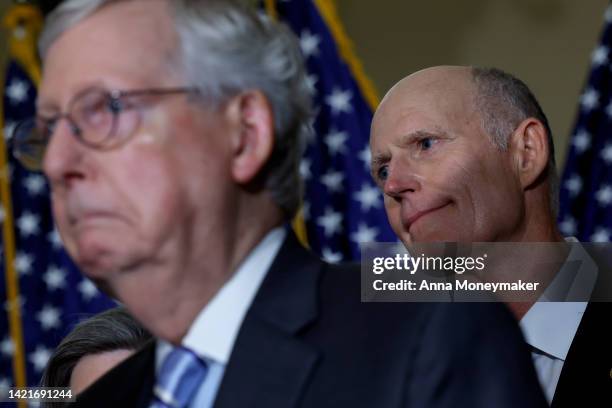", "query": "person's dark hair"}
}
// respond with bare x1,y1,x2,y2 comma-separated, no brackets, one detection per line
40,306,151,389
470,66,558,215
